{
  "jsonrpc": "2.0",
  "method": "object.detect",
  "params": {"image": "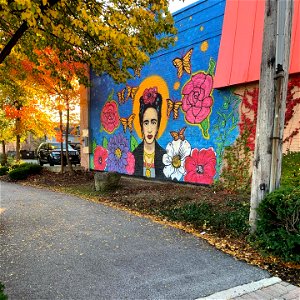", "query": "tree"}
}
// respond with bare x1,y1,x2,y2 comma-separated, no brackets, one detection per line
24,49,82,174
0,56,56,161
0,0,177,83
